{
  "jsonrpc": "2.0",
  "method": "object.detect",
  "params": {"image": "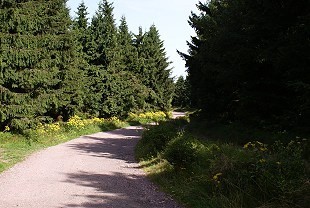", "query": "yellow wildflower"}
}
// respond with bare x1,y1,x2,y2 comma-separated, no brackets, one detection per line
259,147,268,152
4,126,10,132
213,173,223,181
243,142,251,149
